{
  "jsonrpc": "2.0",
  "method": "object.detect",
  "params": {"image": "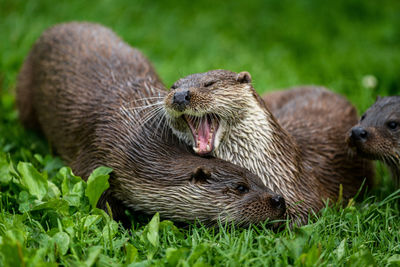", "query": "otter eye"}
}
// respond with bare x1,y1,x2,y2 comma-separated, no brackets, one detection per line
171,84,178,90
387,121,398,130
204,81,215,87
360,114,366,121
235,184,249,194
